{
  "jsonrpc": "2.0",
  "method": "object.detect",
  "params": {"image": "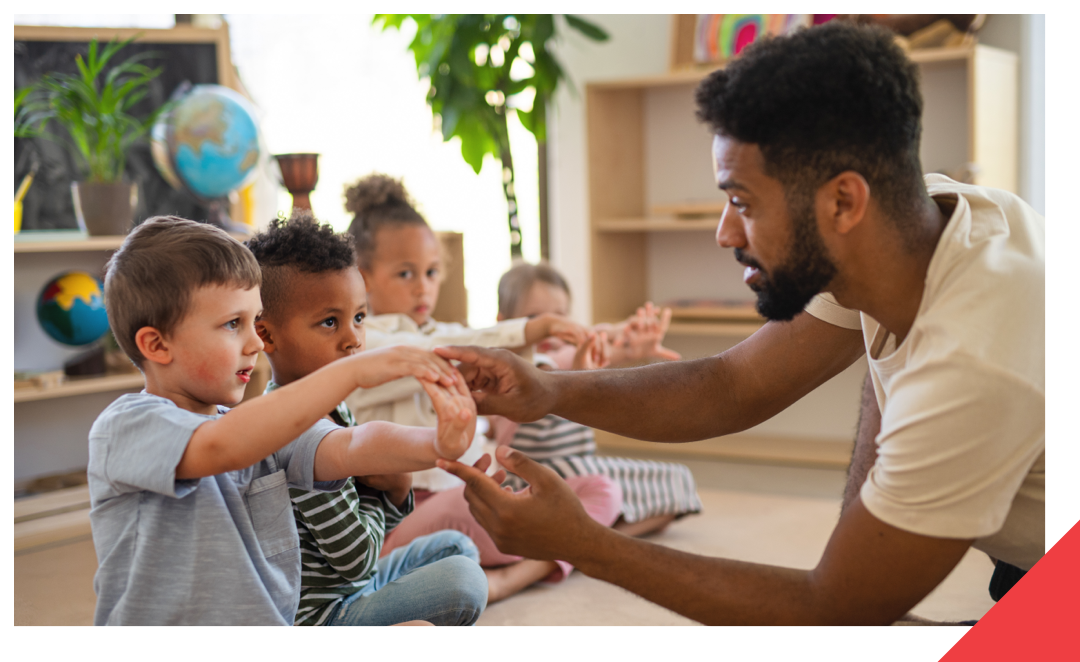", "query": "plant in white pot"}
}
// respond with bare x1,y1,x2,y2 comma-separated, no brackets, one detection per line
15,37,170,236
